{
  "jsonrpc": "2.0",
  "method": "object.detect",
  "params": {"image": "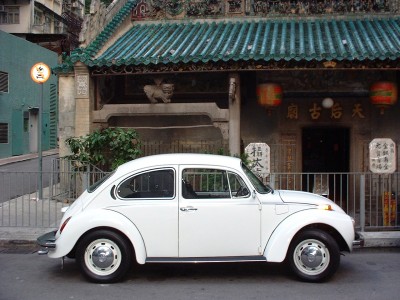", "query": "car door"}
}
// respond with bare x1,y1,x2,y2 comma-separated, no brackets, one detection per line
178,166,261,258
112,167,179,258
